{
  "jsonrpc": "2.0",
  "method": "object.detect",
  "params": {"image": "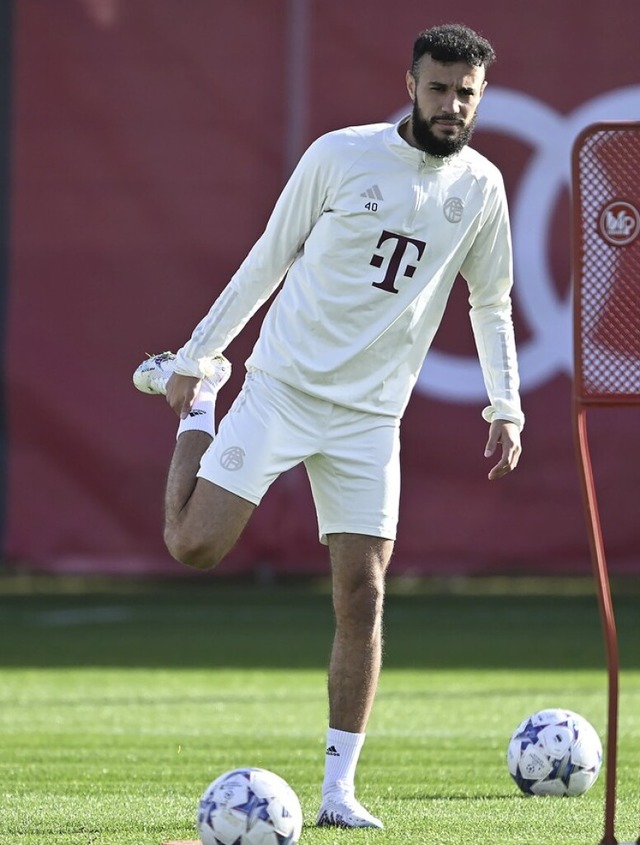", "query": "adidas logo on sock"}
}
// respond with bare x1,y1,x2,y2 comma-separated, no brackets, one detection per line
188,409,206,417
325,745,340,756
